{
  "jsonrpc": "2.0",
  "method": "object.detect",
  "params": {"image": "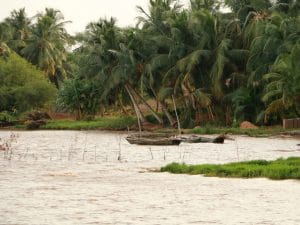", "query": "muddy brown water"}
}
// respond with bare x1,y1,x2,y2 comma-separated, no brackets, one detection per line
0,131,300,225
